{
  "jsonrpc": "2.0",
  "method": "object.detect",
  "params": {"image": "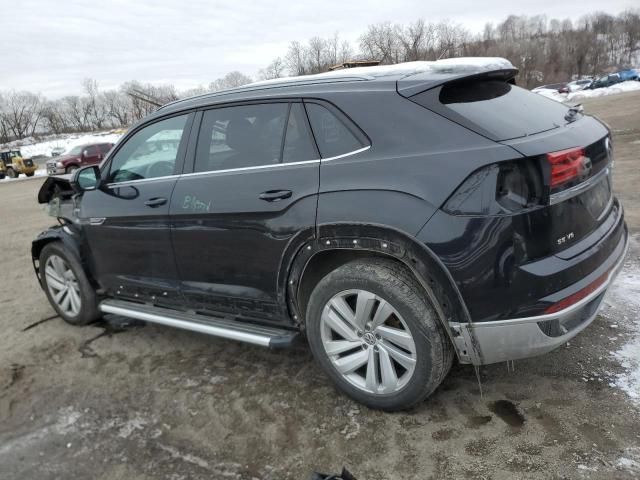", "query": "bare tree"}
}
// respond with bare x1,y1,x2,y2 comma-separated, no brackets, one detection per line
82,78,109,130
103,90,131,127
259,57,286,80
285,41,307,76
359,22,402,64
0,91,44,139
209,71,253,91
